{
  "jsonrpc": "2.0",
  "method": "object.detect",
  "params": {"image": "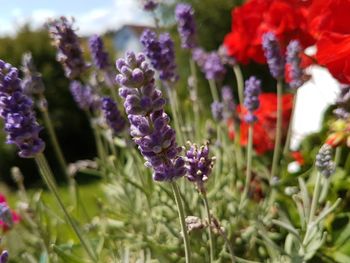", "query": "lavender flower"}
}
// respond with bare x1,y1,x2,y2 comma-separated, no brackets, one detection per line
69,81,101,111
101,97,126,135
0,251,8,263
211,101,224,121
192,48,226,80
21,53,45,96
221,86,236,120
186,141,215,192
142,0,158,11
116,52,185,181
0,203,13,229
88,34,110,70
244,76,261,123
262,32,284,79
334,85,350,119
140,29,178,83
175,3,196,49
286,40,303,89
192,48,207,68
0,60,45,158
315,144,335,177
47,17,87,79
